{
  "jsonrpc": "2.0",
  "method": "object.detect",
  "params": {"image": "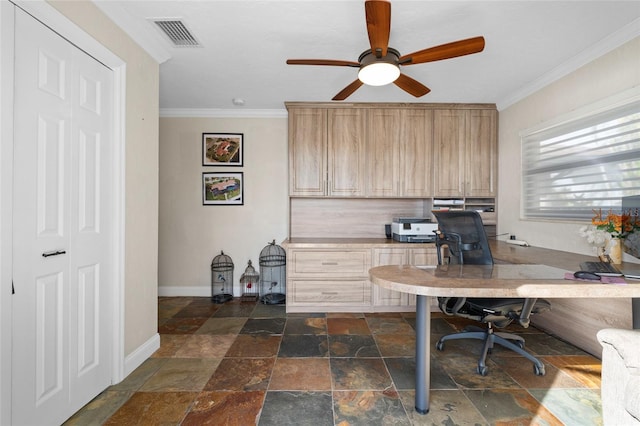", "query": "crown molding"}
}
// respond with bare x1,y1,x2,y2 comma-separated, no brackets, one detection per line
496,18,640,111
160,108,288,118
92,0,171,64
